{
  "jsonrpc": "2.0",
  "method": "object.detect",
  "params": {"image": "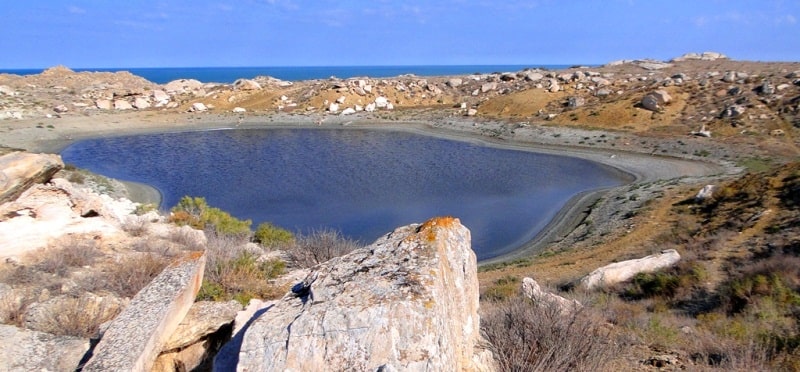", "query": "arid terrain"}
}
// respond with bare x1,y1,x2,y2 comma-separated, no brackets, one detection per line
2,52,800,370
